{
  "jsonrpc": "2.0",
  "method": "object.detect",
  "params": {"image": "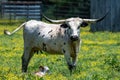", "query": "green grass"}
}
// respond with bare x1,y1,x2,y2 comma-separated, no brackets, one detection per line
0,23,120,80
